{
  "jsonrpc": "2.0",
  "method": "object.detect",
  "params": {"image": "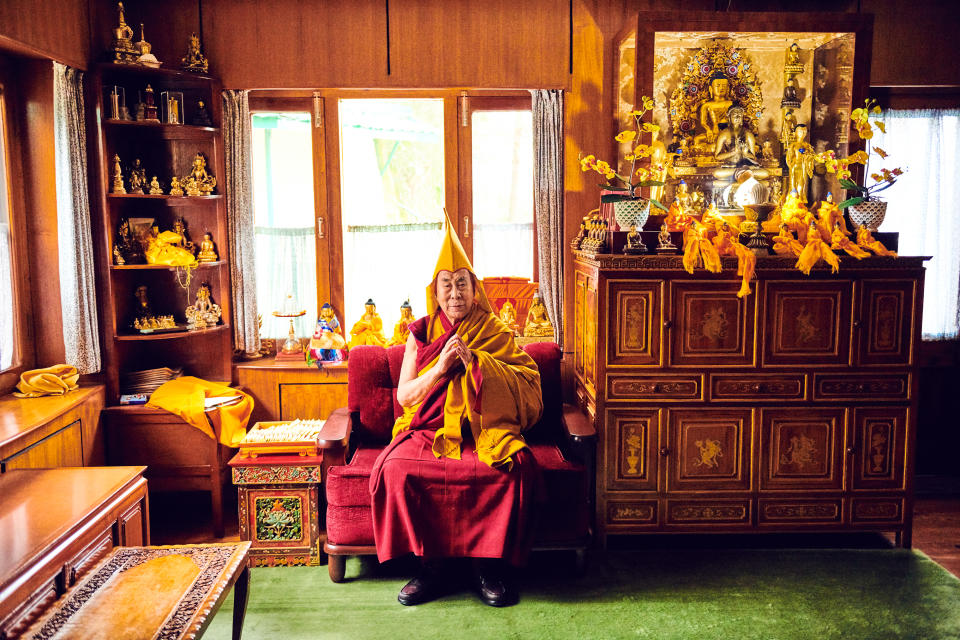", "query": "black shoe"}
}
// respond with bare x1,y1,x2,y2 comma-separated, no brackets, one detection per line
476,560,517,607
398,562,443,606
